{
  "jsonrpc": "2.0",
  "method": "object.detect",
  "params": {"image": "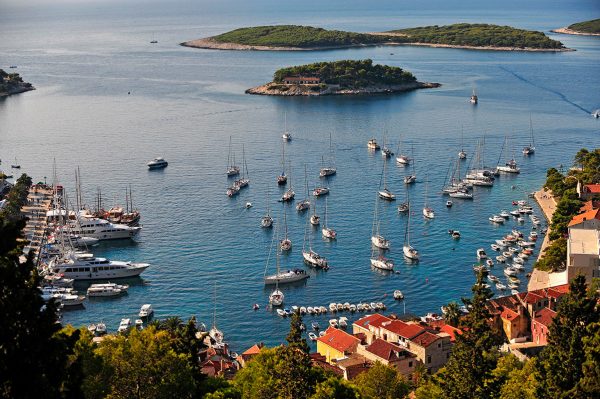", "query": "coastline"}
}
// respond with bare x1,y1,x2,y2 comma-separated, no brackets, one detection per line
527,188,557,291
181,36,573,52
551,27,600,37
0,84,35,98
245,81,441,96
